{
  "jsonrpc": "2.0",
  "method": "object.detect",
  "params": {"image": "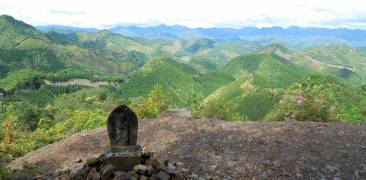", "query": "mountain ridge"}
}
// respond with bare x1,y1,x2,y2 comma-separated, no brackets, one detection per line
0,15,148,78
34,21,366,48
